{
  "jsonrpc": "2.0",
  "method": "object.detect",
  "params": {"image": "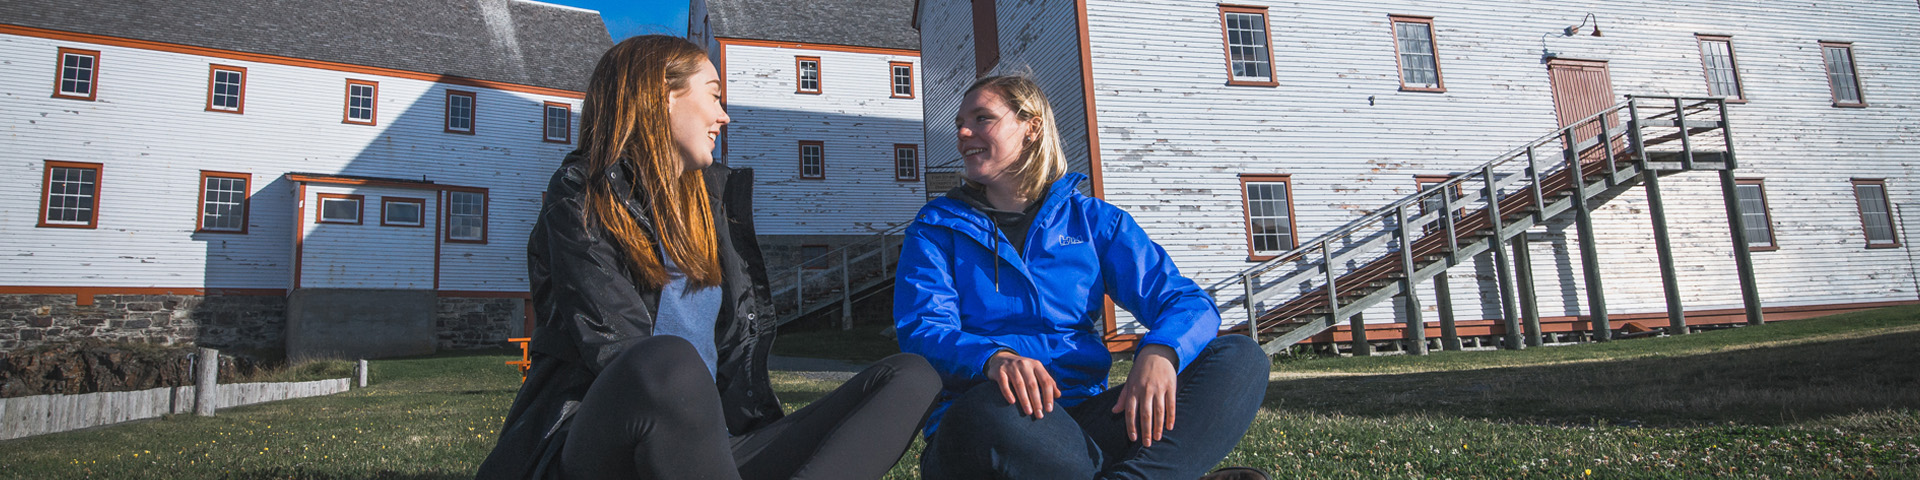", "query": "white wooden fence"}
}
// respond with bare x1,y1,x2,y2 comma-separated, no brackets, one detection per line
0,377,352,440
